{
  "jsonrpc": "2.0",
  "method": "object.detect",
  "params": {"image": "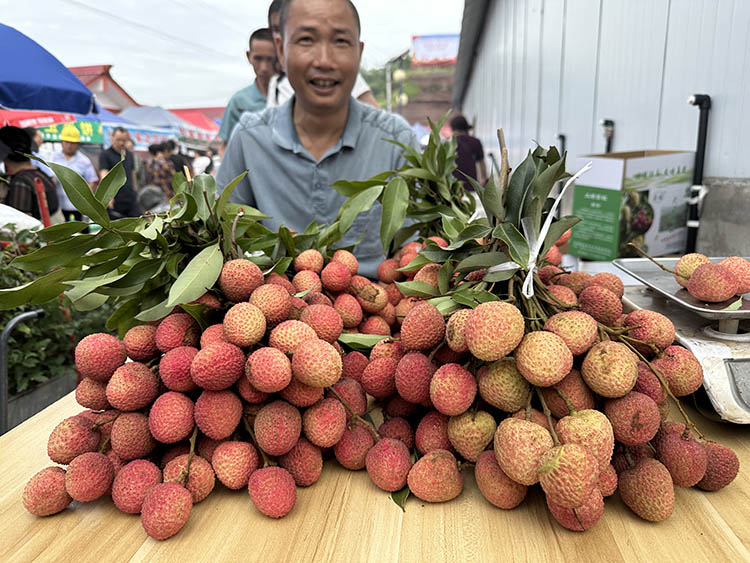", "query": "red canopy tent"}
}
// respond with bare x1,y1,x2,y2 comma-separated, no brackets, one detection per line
169,109,219,135
0,109,75,128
